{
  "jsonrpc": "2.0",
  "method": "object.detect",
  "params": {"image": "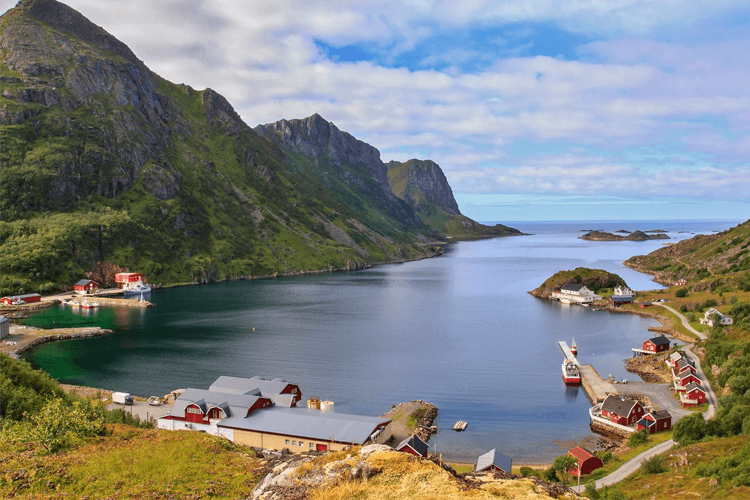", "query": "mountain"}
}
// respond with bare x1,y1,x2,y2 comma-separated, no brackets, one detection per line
580,230,670,242
624,220,750,287
386,159,522,239
0,0,445,295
